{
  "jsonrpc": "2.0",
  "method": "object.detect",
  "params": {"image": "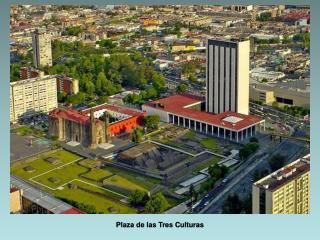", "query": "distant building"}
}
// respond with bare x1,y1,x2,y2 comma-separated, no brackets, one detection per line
48,104,146,149
252,154,310,214
32,28,52,68
10,75,58,123
171,44,196,53
20,67,44,80
250,83,310,108
249,87,275,105
56,75,79,95
231,5,253,12
206,38,250,115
